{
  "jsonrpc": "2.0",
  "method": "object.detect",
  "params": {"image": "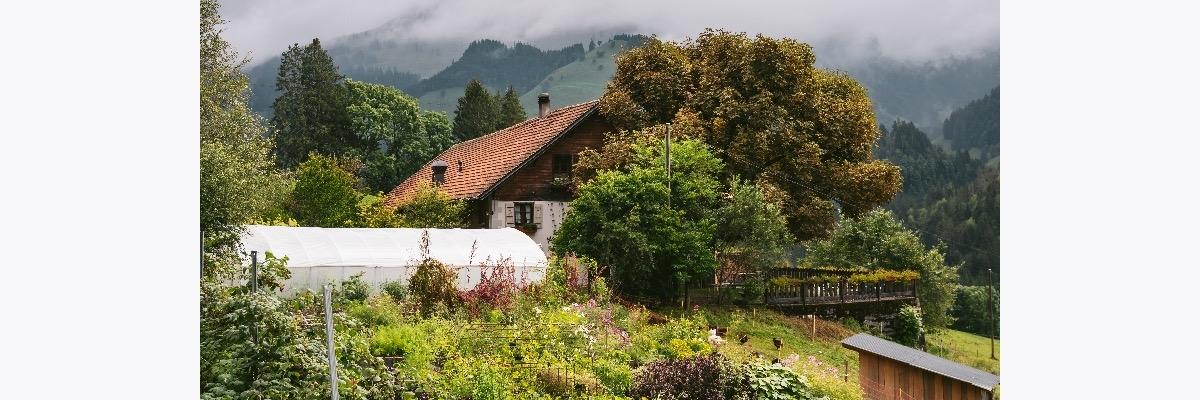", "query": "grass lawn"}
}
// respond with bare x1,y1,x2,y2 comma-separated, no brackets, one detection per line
927,328,1000,375
655,305,862,379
